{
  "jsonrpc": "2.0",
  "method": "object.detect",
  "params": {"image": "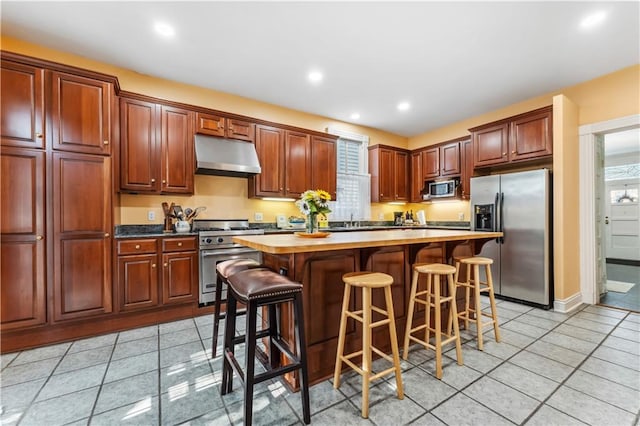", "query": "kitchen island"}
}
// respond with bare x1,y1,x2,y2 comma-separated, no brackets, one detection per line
232,229,502,387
